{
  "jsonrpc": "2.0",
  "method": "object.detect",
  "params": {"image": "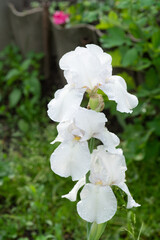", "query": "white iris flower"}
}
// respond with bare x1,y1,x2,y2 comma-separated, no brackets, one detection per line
63,146,140,224
47,44,138,123
47,44,140,228
50,108,121,181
